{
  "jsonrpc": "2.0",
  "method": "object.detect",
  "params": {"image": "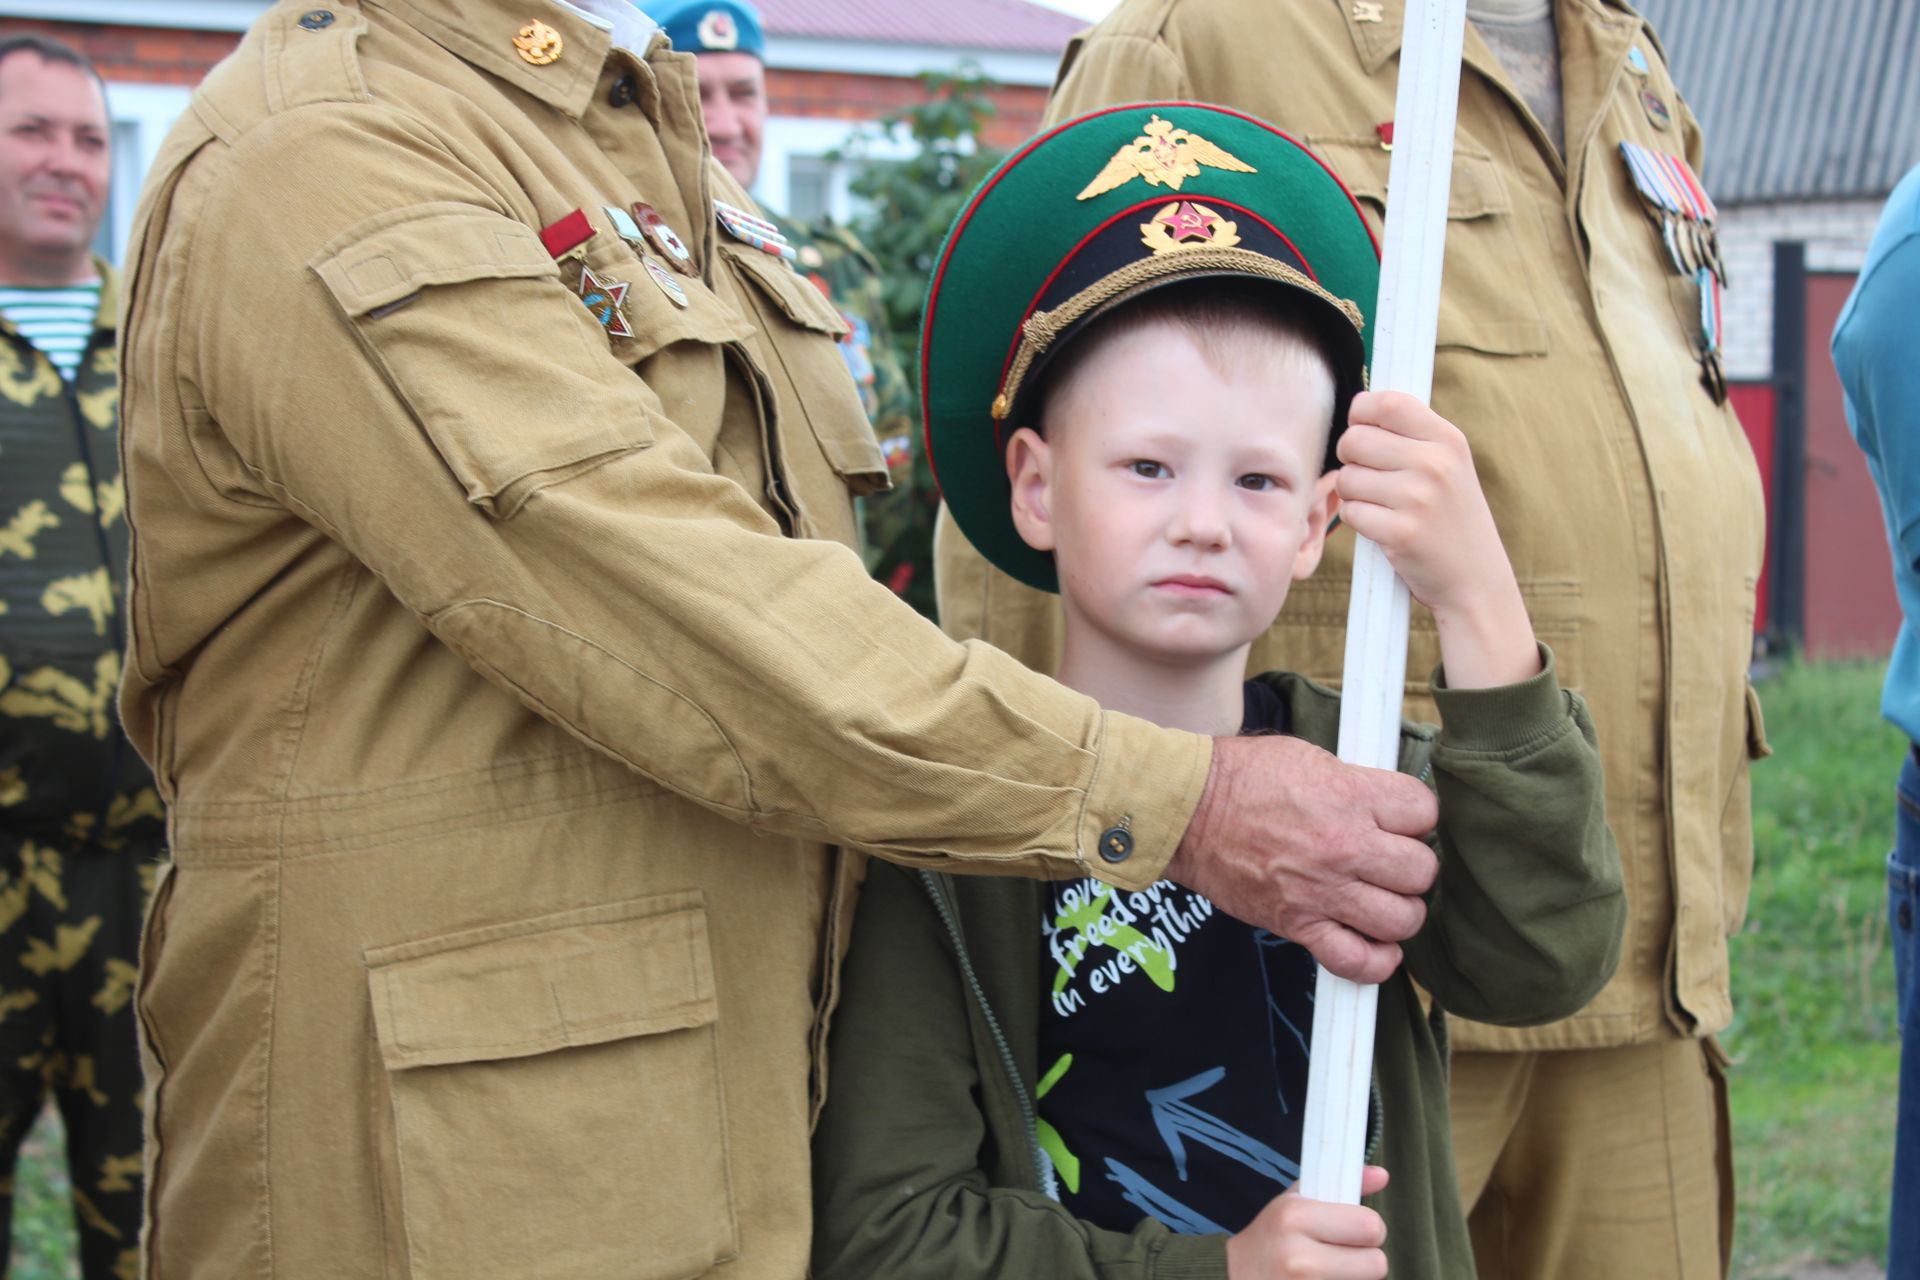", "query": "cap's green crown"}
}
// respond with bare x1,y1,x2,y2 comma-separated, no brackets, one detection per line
921,103,1381,592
